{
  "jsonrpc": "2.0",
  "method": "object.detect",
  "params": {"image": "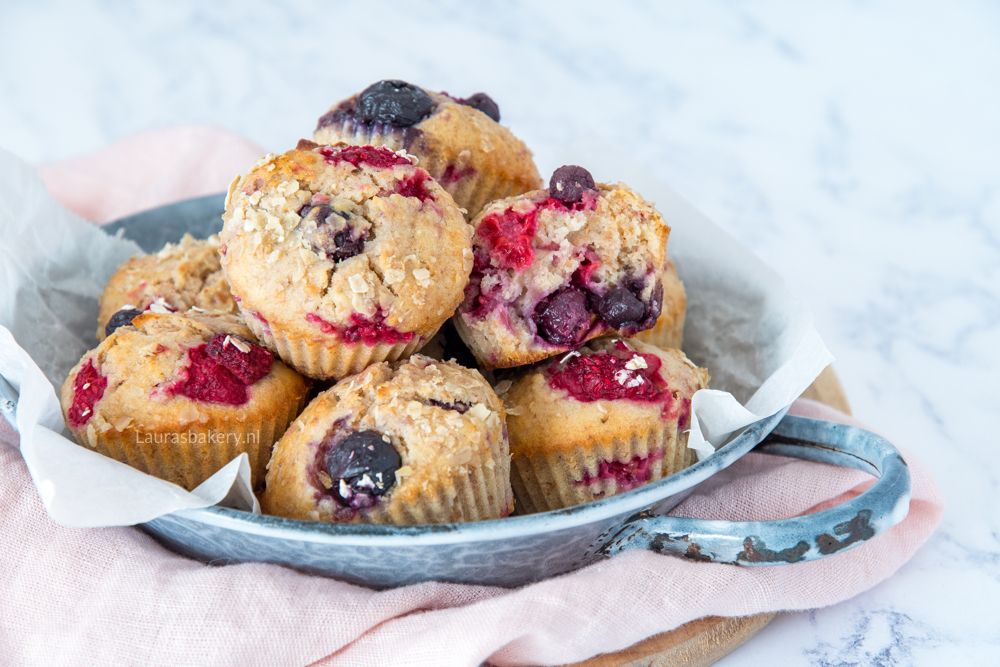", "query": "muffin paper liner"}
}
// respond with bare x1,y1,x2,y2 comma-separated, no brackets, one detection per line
241,307,430,381
369,428,513,524
75,392,306,491
511,420,695,514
